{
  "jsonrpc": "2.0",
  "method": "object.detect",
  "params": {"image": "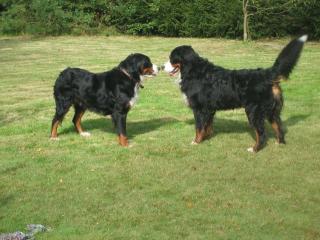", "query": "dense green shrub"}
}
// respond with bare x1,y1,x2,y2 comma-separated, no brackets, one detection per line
108,0,242,38
180,0,242,38
109,0,159,35
0,0,319,39
0,0,103,35
0,3,26,34
289,0,320,39
26,0,72,35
